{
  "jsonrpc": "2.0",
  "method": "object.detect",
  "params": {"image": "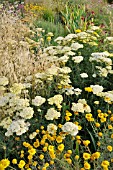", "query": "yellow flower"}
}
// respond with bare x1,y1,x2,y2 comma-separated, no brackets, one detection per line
48,145,54,152
66,158,72,164
97,141,101,146
56,136,63,143
0,164,4,170
101,160,110,168
108,125,113,129
33,140,40,148
78,125,82,130
39,154,44,160
28,148,36,155
83,153,91,160
18,160,25,169
93,152,100,159
85,114,94,121
84,87,92,92
75,155,79,160
95,122,100,127
28,155,33,160
76,135,81,140
44,163,49,167
85,113,92,119
43,146,47,152
97,109,101,113
98,113,104,118
32,161,37,166
110,116,113,121
91,152,100,160
65,115,70,121
111,134,113,138
12,159,17,164
58,124,63,128
67,150,72,154
111,159,113,163
108,110,112,114
45,142,49,147
36,129,40,133
49,151,56,159
42,167,46,170
83,140,90,146
84,162,91,169
58,144,64,152
23,142,30,148
98,132,102,137
75,29,81,33
107,145,112,152
20,153,24,158
0,159,10,168
64,153,71,158
100,117,106,123
66,110,72,116
40,139,45,145
50,160,54,165
40,126,44,130
47,36,51,41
